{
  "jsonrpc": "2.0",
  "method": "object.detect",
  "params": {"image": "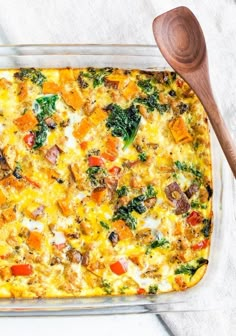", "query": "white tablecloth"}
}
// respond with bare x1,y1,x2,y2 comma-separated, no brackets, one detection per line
0,0,235,335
